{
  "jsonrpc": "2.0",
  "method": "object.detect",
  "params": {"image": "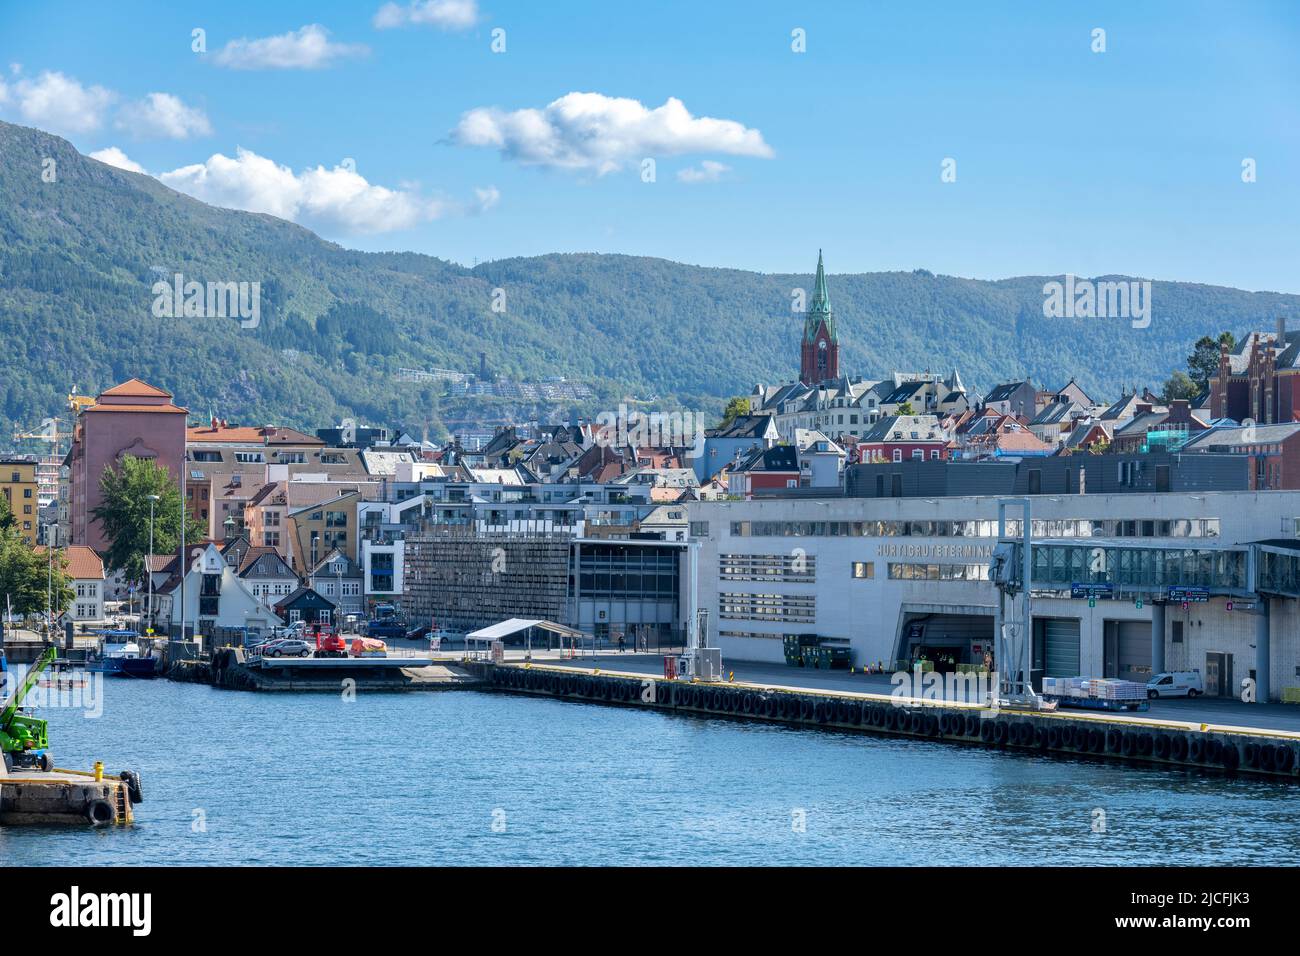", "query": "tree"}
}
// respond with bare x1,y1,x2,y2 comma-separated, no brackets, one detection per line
1160,370,1200,404
0,498,72,620
718,396,751,428
1187,332,1236,389
897,401,916,416
91,456,206,581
